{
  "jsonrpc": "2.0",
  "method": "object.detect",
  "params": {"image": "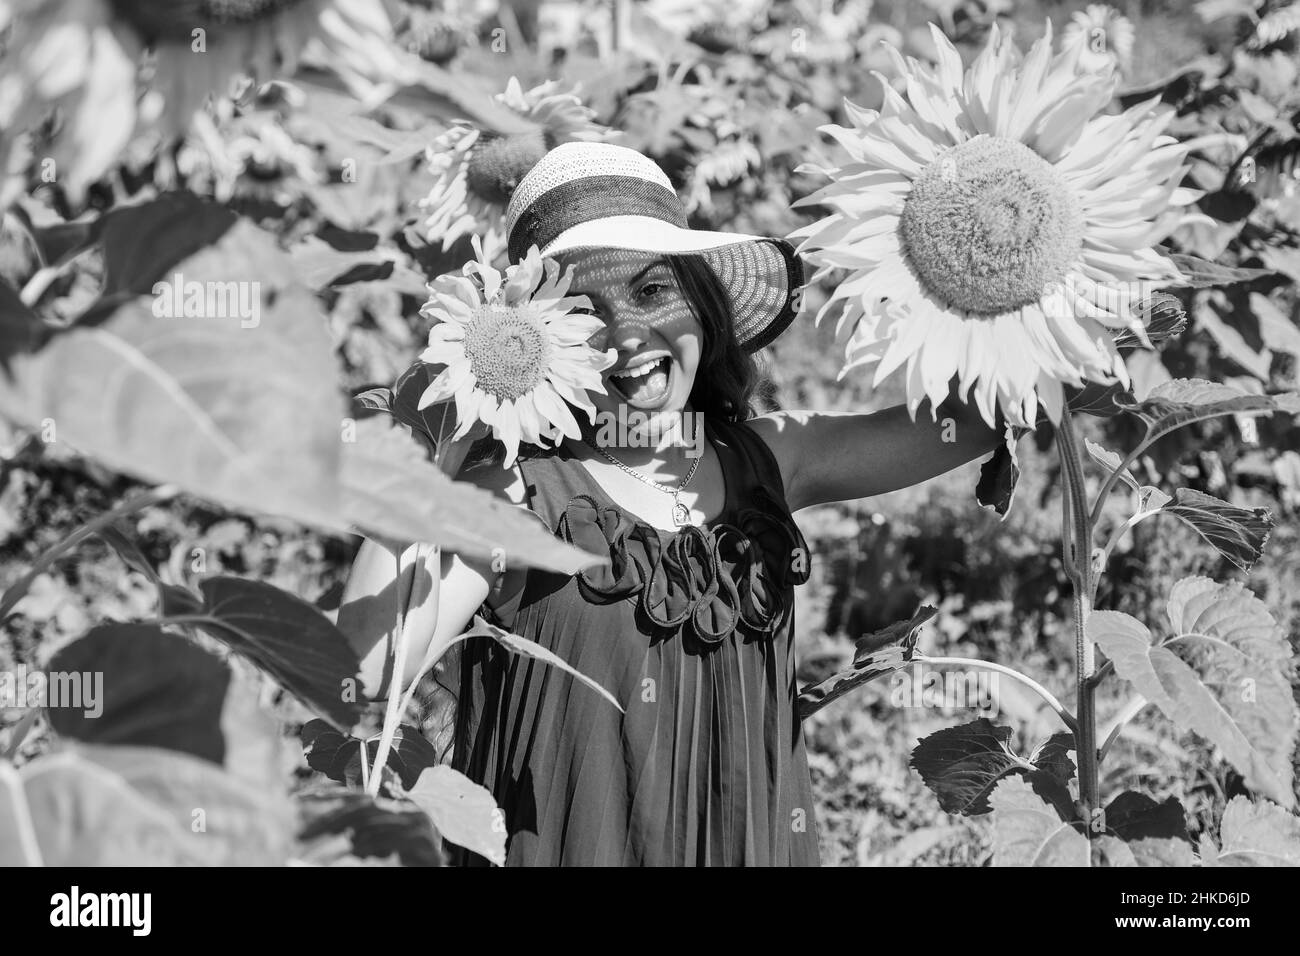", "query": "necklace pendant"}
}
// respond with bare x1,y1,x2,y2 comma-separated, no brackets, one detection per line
671,500,692,528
